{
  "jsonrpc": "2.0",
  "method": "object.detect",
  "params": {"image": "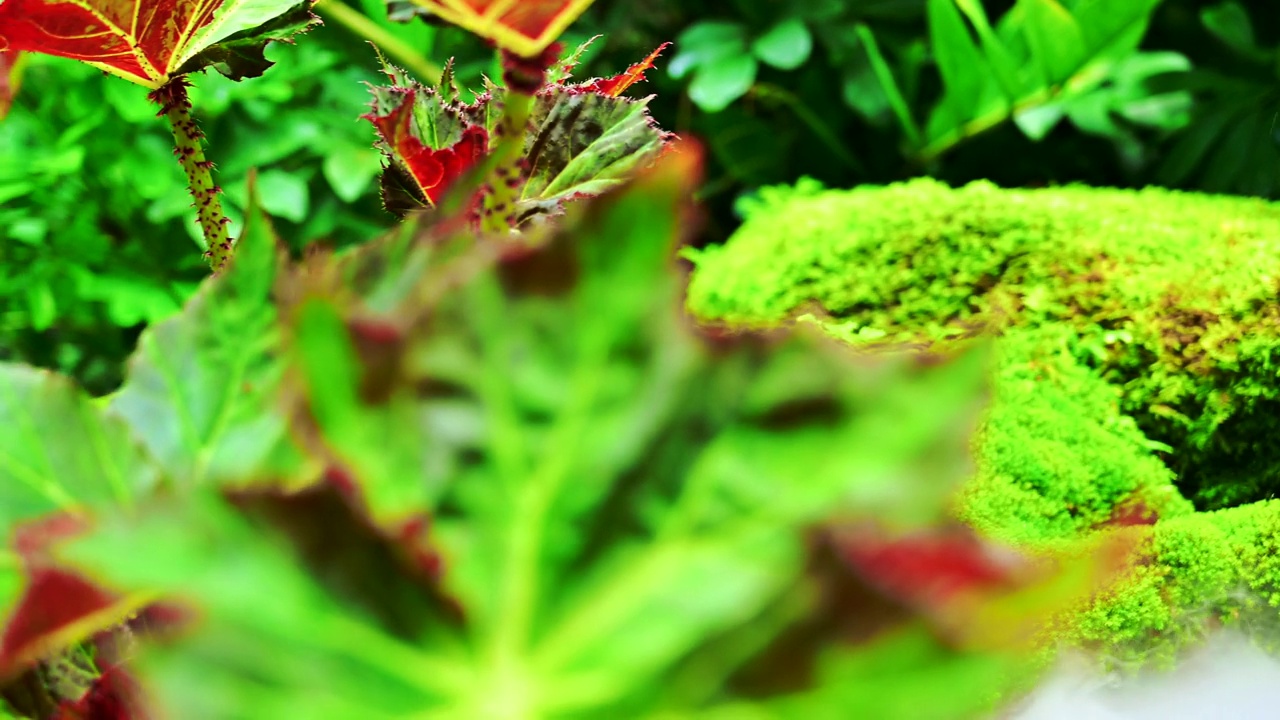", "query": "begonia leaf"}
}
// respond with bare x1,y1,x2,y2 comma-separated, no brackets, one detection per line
42,146,1051,718
0,368,157,534
107,176,304,489
403,0,596,57
0,0,318,88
